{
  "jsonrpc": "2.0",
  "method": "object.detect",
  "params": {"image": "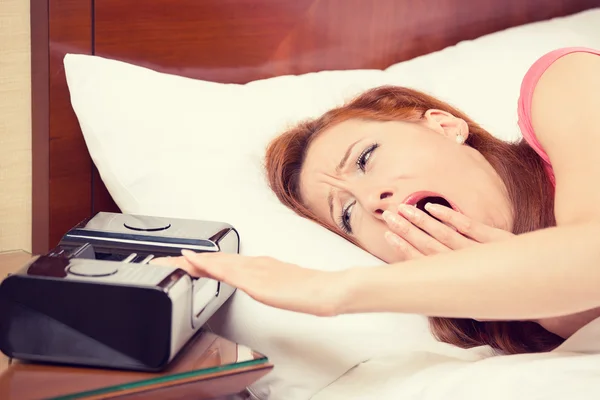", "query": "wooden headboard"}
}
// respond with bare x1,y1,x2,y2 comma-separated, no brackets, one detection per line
31,0,600,254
